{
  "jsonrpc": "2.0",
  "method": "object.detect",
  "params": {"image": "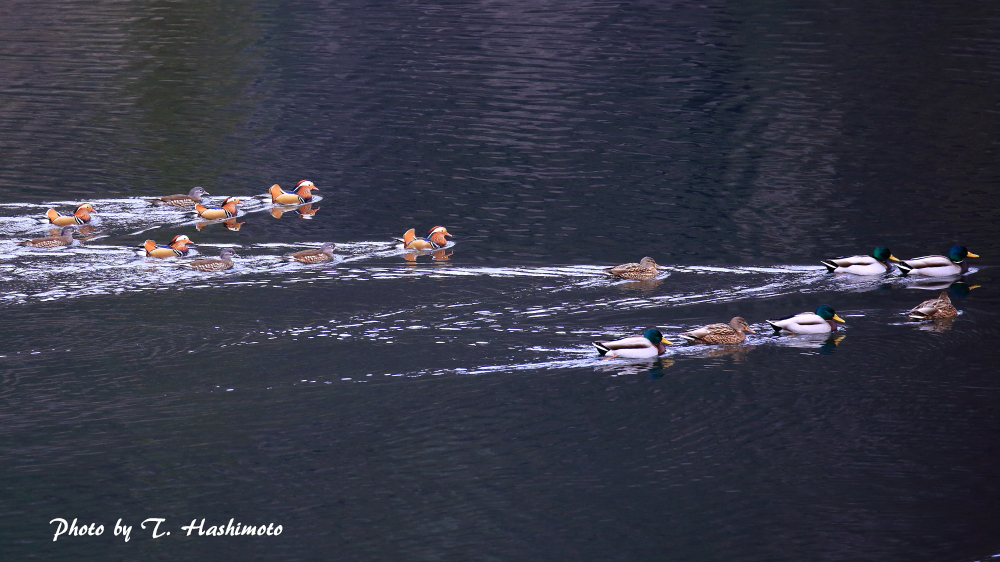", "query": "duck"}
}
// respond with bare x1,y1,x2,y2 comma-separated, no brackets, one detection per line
186,248,238,272
292,243,337,264
22,226,76,248
767,305,845,334
593,329,672,358
144,235,195,258
269,180,317,205
821,246,899,275
396,226,452,250
46,203,96,225
604,257,665,280
194,197,240,220
907,292,958,320
149,186,209,207
679,317,755,345
897,245,979,276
